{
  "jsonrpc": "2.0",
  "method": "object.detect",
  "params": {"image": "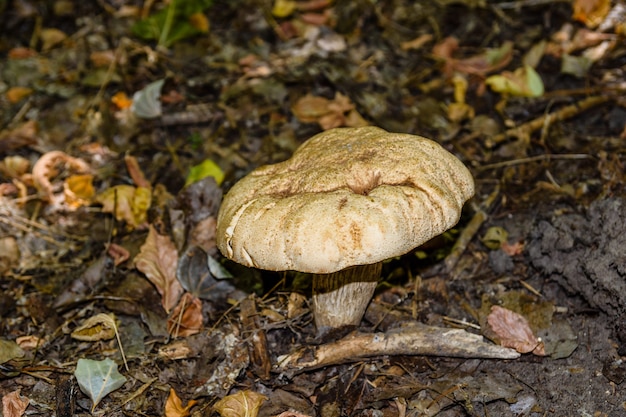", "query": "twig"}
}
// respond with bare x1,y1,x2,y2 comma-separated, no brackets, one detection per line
489,95,610,146
275,324,519,373
476,153,591,171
